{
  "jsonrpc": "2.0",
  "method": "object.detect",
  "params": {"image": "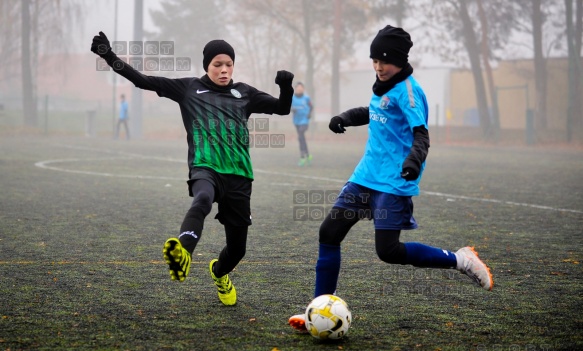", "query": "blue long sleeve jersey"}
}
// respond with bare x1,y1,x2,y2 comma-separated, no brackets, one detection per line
342,76,429,196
